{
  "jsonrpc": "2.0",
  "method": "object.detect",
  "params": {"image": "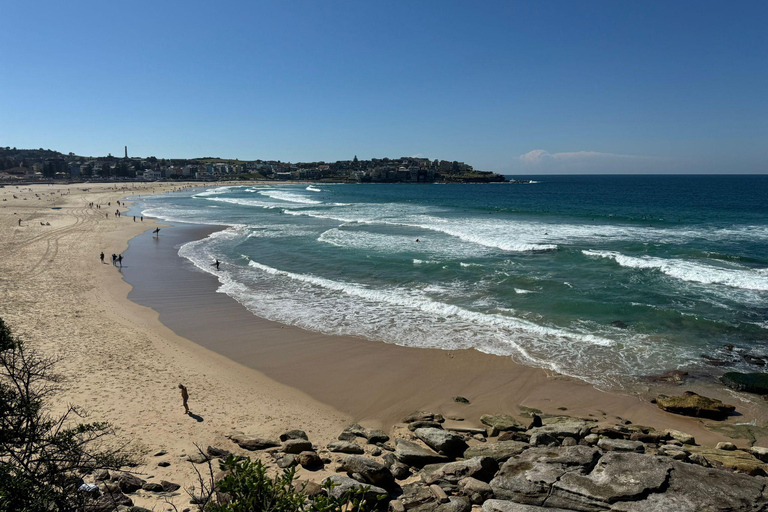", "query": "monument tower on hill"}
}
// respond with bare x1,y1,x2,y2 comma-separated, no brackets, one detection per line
124,146,128,159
